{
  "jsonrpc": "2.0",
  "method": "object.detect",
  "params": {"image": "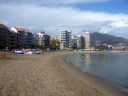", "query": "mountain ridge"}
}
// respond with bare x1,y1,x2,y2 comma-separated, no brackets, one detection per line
90,32,128,46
